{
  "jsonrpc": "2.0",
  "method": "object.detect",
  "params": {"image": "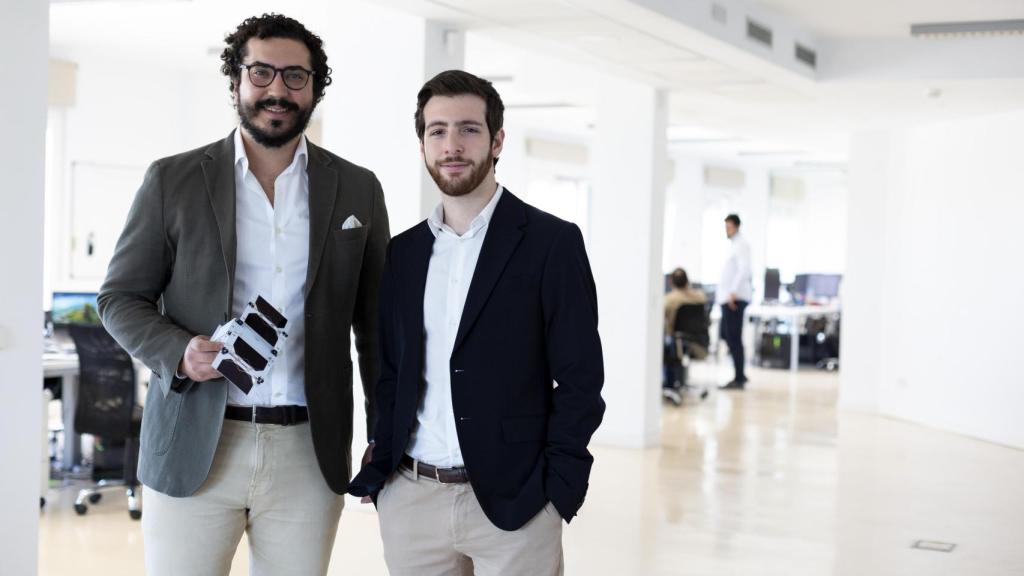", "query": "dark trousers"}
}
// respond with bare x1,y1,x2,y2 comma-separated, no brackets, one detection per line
663,337,682,390
720,301,748,382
